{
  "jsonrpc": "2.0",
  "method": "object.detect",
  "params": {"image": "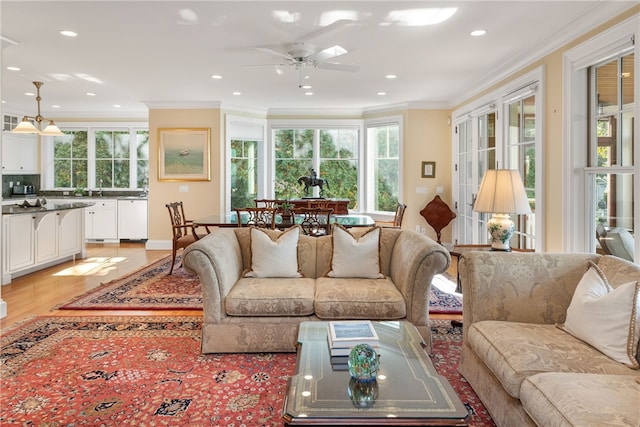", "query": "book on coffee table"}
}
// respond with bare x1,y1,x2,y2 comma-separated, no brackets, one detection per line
327,320,380,357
